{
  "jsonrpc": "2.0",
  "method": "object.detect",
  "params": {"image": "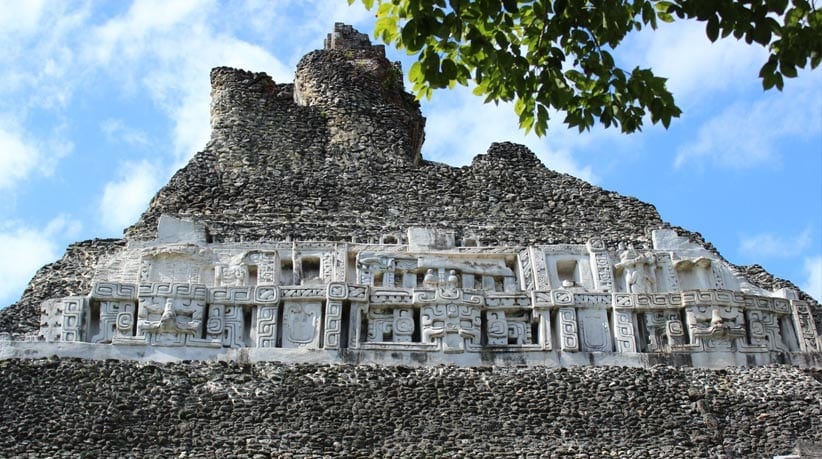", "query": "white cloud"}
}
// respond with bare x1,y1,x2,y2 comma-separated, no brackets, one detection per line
99,160,164,234
802,256,822,302
0,120,39,190
421,86,597,182
0,116,70,191
83,0,292,165
0,0,46,36
630,21,765,105
0,215,81,307
739,228,813,258
101,118,150,147
674,76,822,169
